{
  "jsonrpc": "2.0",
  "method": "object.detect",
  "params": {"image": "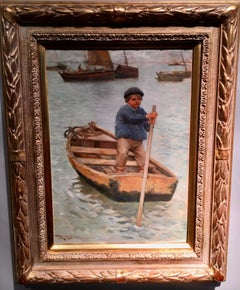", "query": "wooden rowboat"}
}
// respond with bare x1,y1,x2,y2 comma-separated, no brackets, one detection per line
156,52,191,82
59,69,115,81
155,70,191,82
64,122,178,202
